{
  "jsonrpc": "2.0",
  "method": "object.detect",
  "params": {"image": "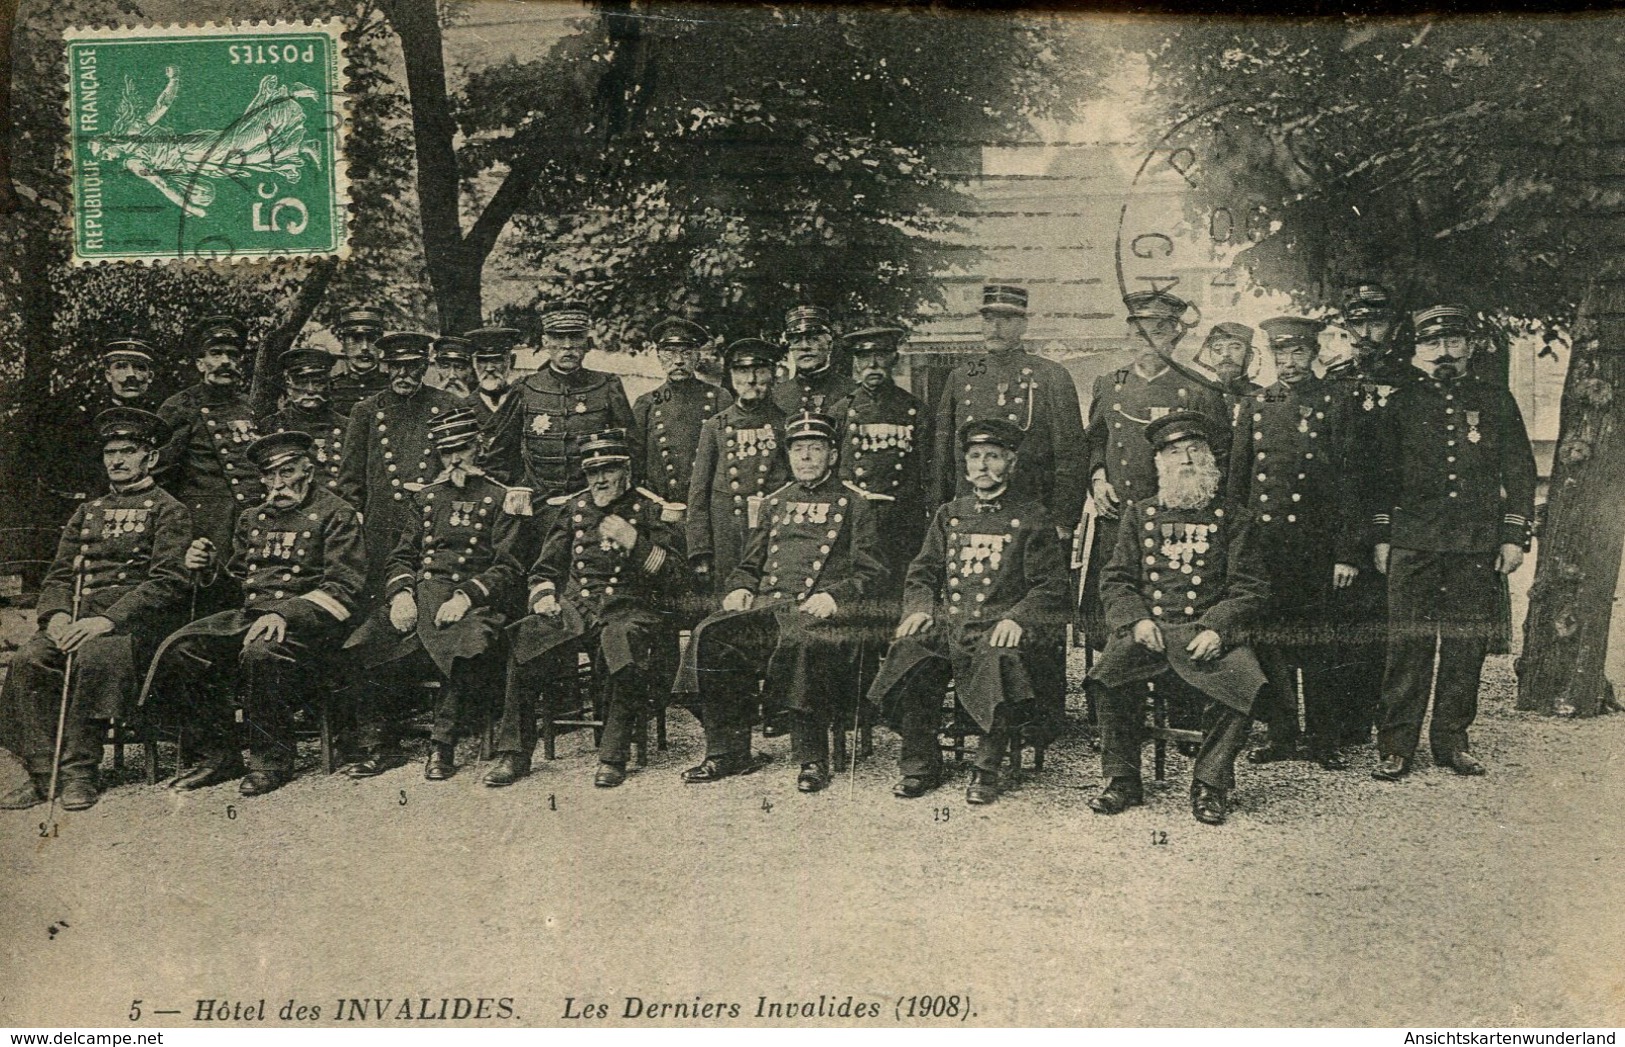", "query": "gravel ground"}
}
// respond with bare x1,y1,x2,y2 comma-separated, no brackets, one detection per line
1,642,1621,1028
